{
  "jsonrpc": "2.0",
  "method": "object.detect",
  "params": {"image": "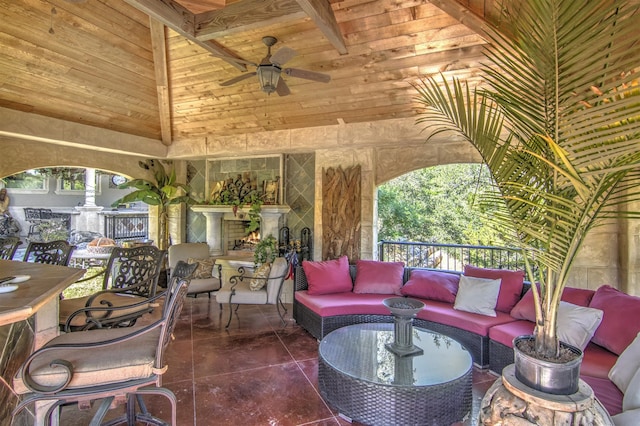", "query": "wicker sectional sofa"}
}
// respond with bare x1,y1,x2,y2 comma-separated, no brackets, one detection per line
293,259,640,418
